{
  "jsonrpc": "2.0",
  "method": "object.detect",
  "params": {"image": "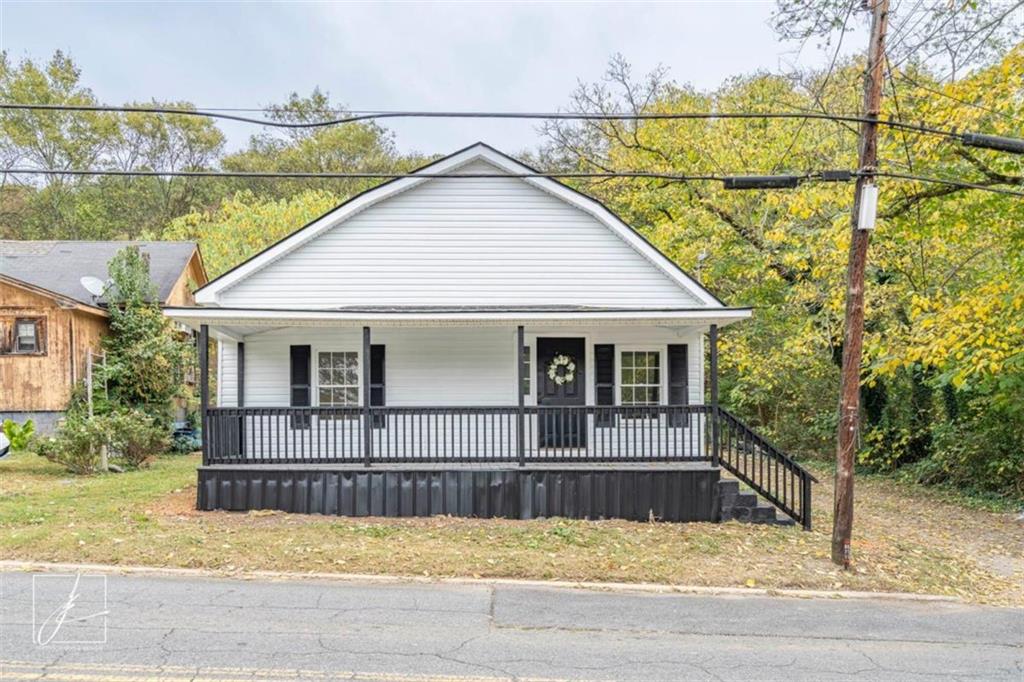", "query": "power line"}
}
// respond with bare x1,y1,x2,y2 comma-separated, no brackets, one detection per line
0,102,971,140
2,165,1021,197
0,168,728,181
892,70,1018,123
770,0,857,174
864,170,1024,197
